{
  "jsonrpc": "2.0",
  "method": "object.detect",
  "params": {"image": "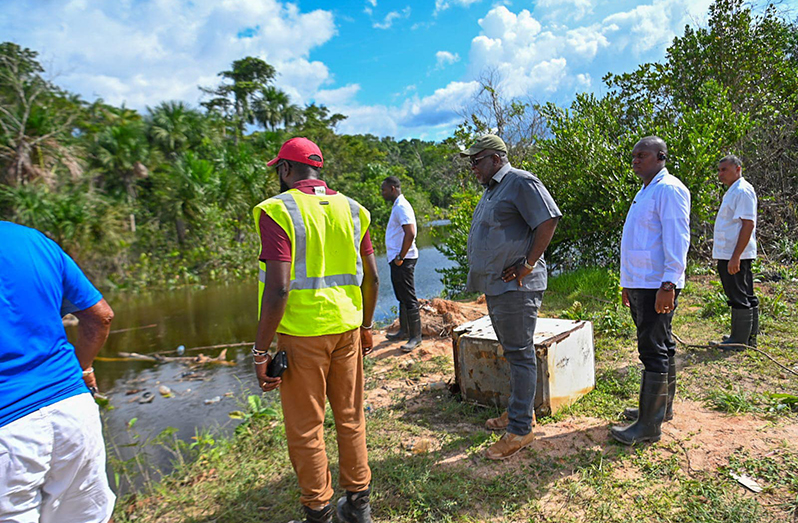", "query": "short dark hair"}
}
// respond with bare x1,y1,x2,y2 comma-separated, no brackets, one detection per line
636,135,668,157
719,154,742,168
382,176,401,189
285,159,320,178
